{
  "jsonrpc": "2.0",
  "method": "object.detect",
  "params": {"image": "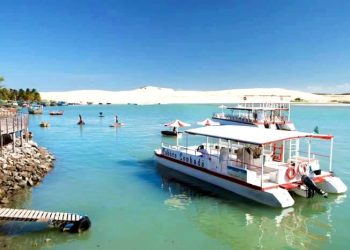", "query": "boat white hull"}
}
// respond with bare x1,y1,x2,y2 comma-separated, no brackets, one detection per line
317,176,347,194
155,152,295,208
